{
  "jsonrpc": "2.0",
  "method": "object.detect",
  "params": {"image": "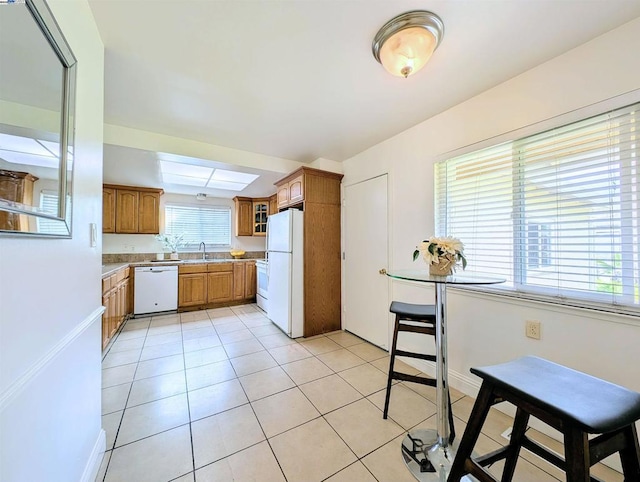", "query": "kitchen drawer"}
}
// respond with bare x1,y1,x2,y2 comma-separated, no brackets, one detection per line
115,268,126,283
109,273,118,286
179,264,207,274
102,277,111,293
208,263,233,272
123,267,130,278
